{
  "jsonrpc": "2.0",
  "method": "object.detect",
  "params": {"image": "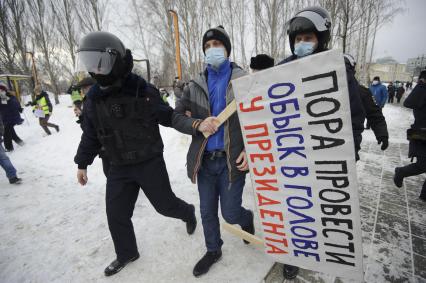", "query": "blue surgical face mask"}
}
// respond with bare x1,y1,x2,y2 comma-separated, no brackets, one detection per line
205,47,226,68
294,41,316,57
